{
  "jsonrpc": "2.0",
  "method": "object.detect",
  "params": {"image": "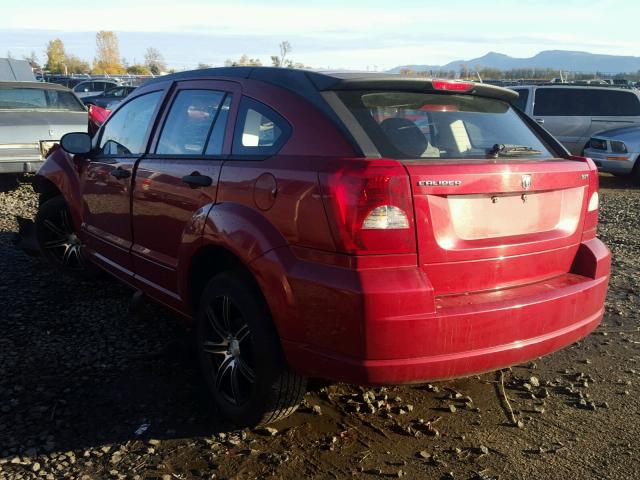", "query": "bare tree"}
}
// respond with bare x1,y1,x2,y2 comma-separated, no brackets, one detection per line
144,47,166,75
271,41,292,67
